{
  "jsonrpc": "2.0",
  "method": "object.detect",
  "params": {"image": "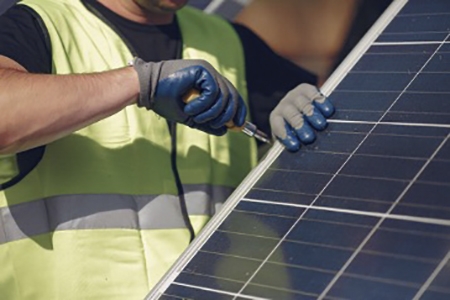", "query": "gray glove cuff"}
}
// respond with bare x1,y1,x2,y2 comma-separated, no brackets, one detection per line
132,57,163,109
